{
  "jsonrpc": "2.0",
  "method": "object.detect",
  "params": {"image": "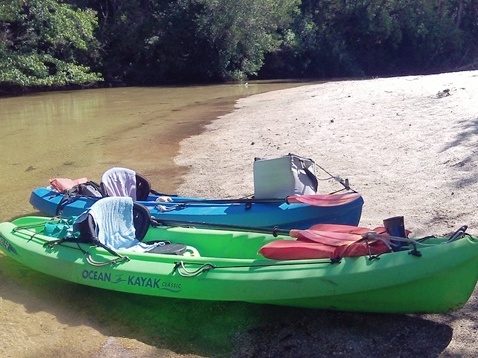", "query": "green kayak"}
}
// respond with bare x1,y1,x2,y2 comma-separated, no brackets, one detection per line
1,202,478,314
